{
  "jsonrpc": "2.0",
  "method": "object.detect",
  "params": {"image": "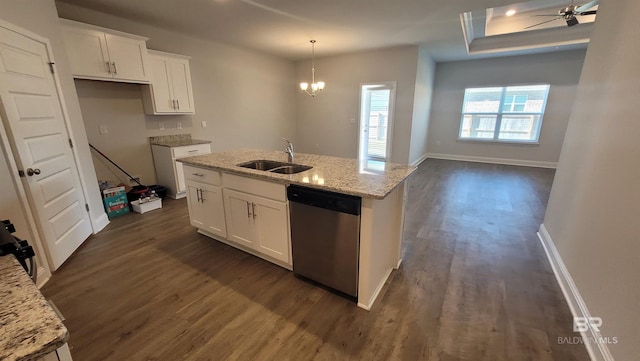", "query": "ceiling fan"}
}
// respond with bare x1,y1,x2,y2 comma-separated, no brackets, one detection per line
525,0,598,29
